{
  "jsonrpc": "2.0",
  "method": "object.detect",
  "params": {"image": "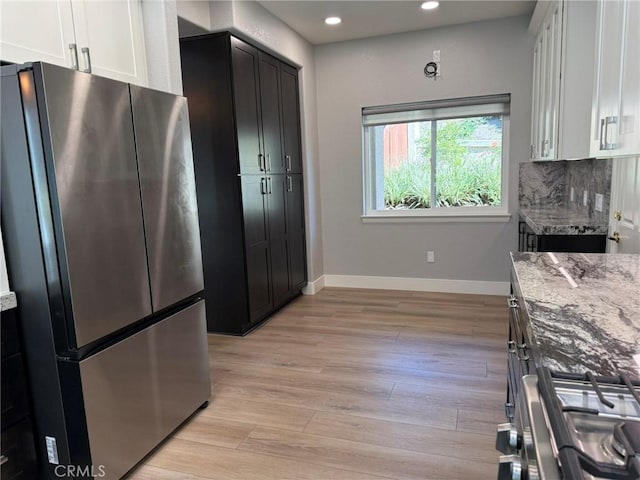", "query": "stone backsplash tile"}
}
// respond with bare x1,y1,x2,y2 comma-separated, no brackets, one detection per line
564,158,612,222
519,158,612,219
519,161,567,208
